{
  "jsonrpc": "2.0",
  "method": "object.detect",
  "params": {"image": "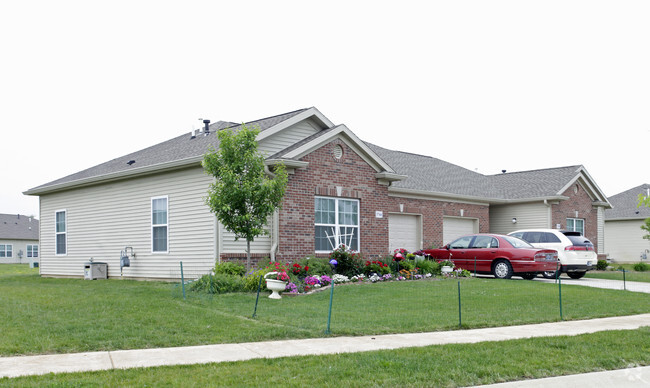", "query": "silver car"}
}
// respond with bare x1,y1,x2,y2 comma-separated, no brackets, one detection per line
508,229,596,279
